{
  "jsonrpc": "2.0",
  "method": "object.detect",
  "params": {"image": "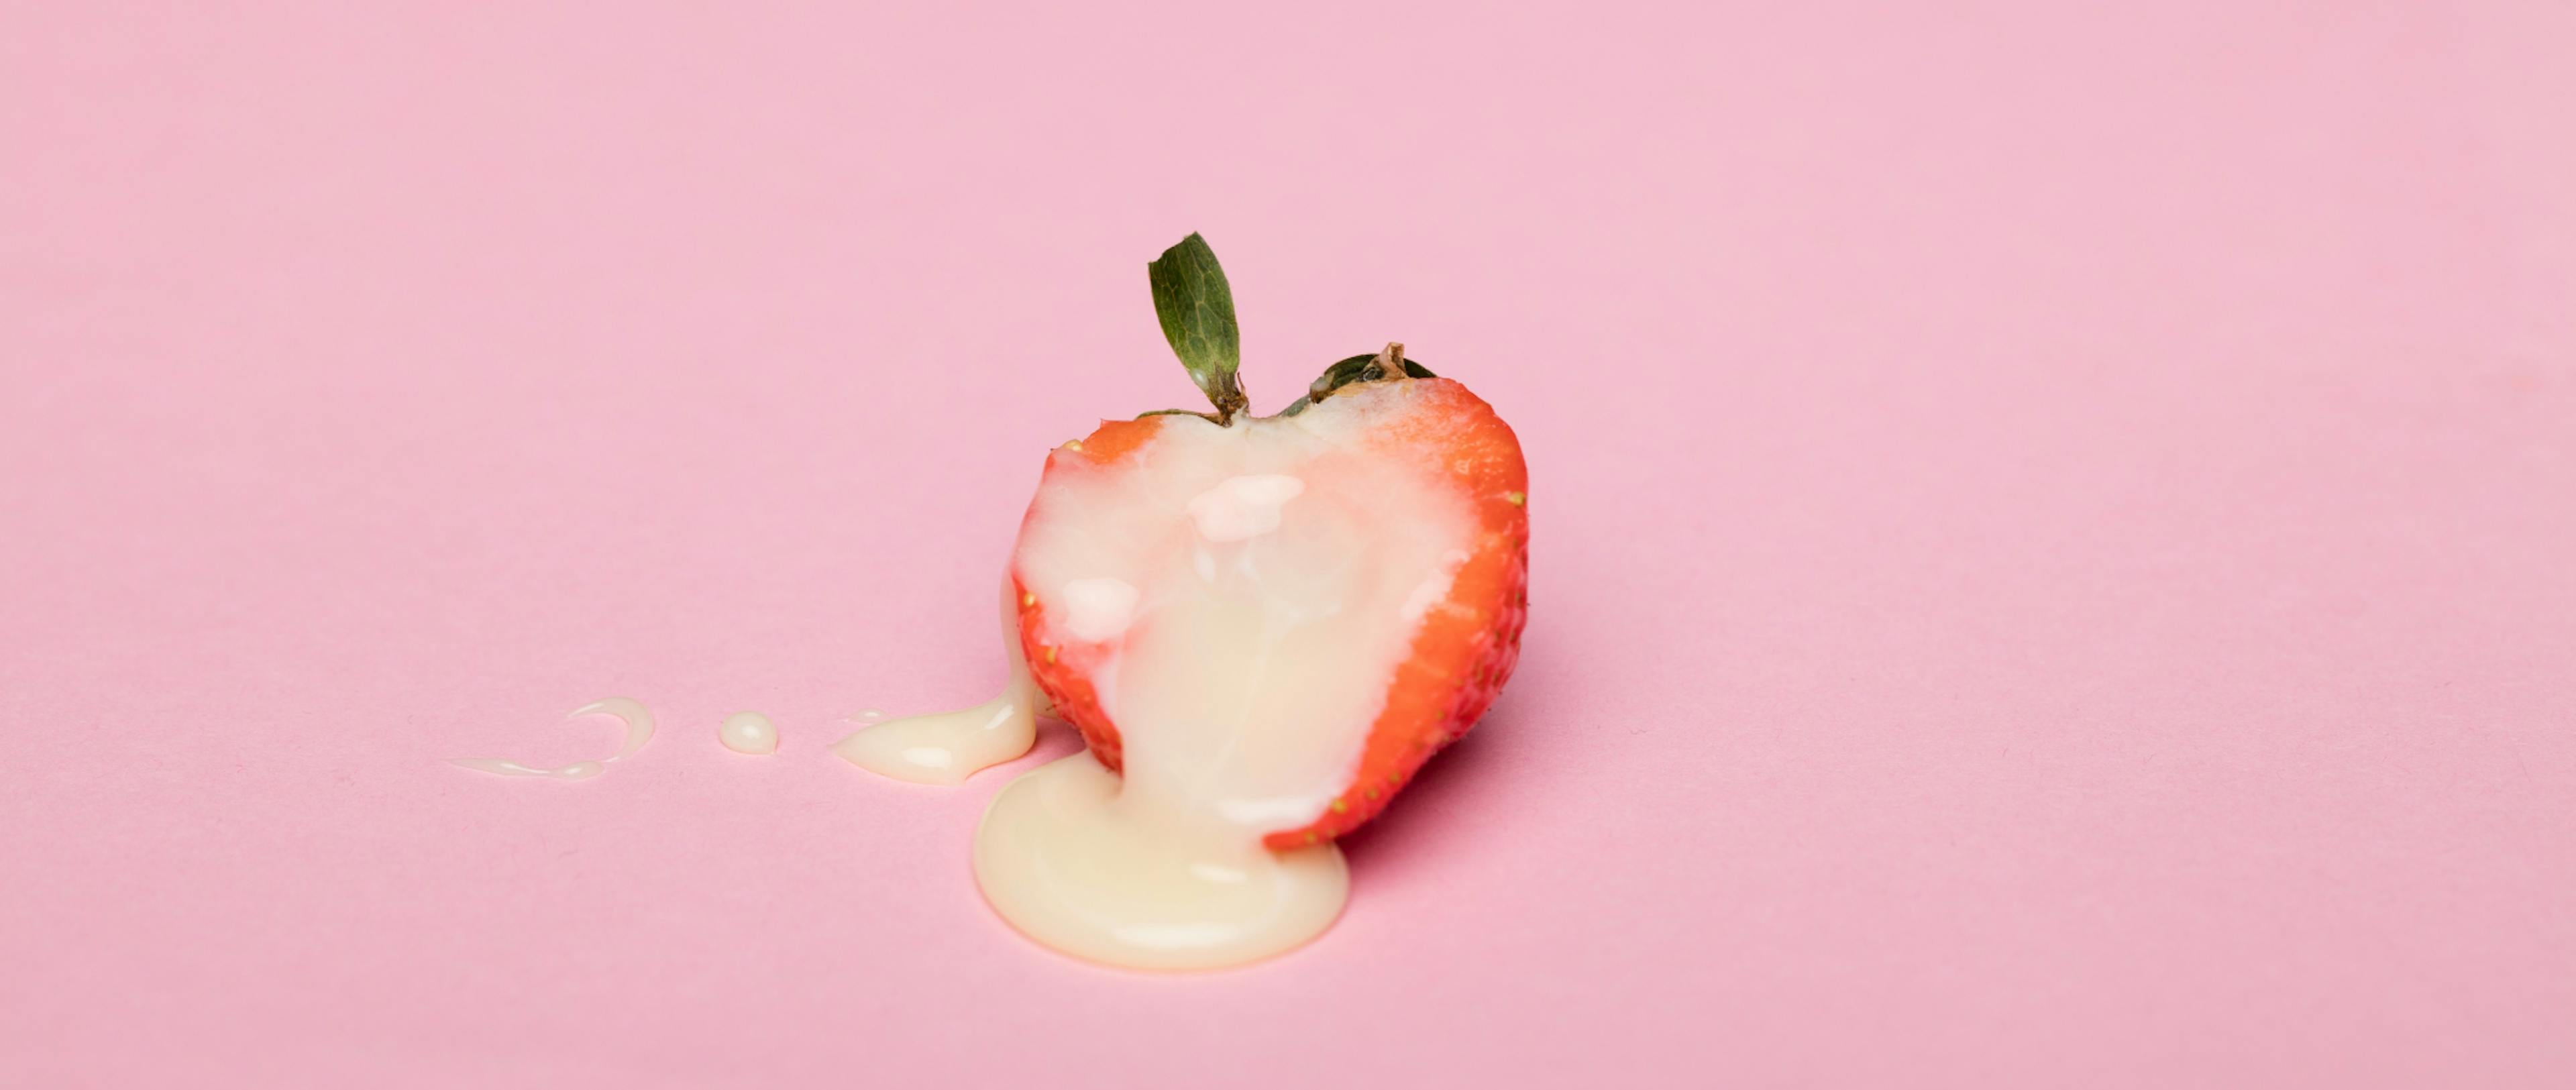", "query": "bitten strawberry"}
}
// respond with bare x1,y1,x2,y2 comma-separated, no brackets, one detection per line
1008,234,1528,851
